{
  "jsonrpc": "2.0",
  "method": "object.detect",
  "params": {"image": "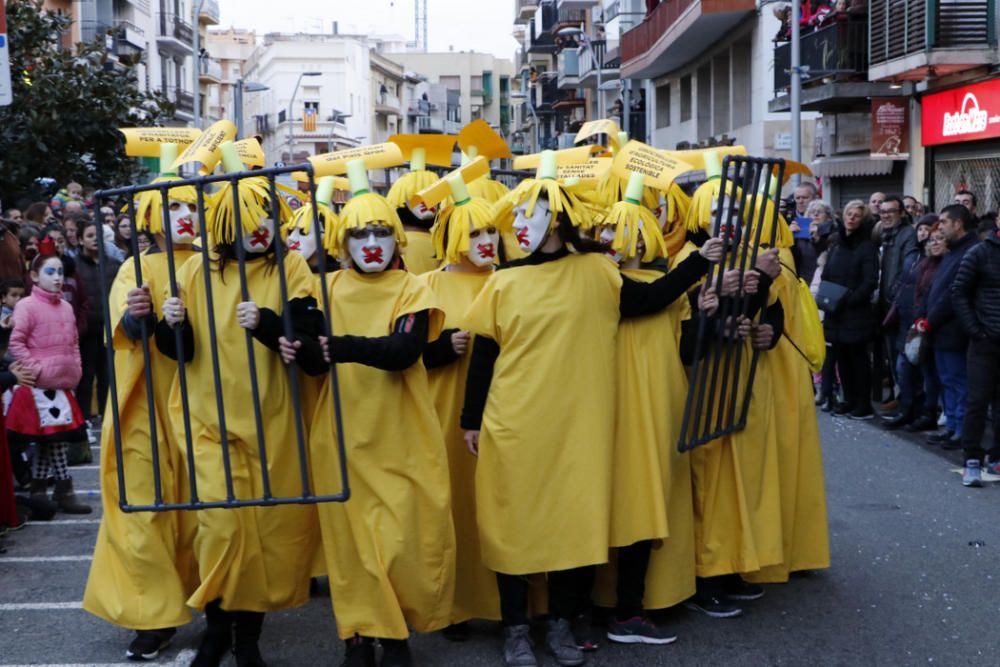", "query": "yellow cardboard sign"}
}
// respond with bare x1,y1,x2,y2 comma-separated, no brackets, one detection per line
513,145,602,170
171,120,237,174
388,134,457,167
557,158,613,185
234,139,265,168
574,119,623,148
612,140,695,191
458,119,512,160
119,127,203,157
409,157,490,209
781,159,813,183
308,143,405,177
663,145,747,171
